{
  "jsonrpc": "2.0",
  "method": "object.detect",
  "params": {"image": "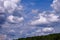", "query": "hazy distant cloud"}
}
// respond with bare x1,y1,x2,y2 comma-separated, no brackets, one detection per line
32,9,39,13
9,29,15,33
17,5,24,11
